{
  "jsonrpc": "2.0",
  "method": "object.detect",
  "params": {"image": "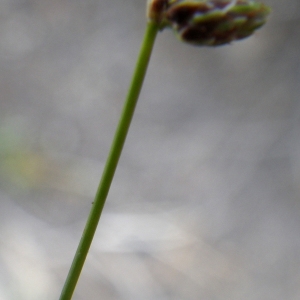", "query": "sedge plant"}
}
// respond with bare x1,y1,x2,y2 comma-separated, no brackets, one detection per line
59,1,270,299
